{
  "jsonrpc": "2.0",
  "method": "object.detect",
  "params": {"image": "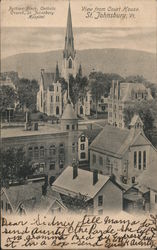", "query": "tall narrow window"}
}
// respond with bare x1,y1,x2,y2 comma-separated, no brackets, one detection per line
98,196,103,206
69,59,72,68
93,154,96,164
143,151,146,170
40,146,44,158
49,145,56,156
138,151,141,169
34,147,39,158
51,96,53,102
41,91,42,107
59,144,64,154
28,147,33,158
134,152,137,168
